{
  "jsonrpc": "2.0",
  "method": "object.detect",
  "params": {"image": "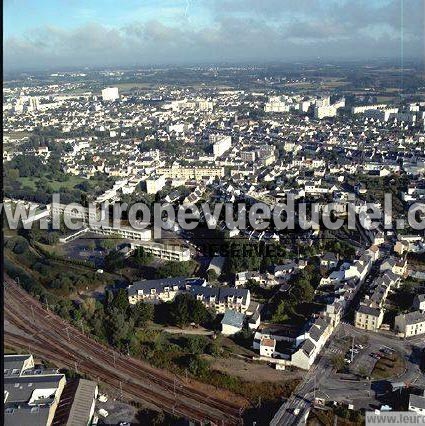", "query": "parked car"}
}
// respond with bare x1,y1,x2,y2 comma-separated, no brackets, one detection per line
98,394,108,402
98,409,109,418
